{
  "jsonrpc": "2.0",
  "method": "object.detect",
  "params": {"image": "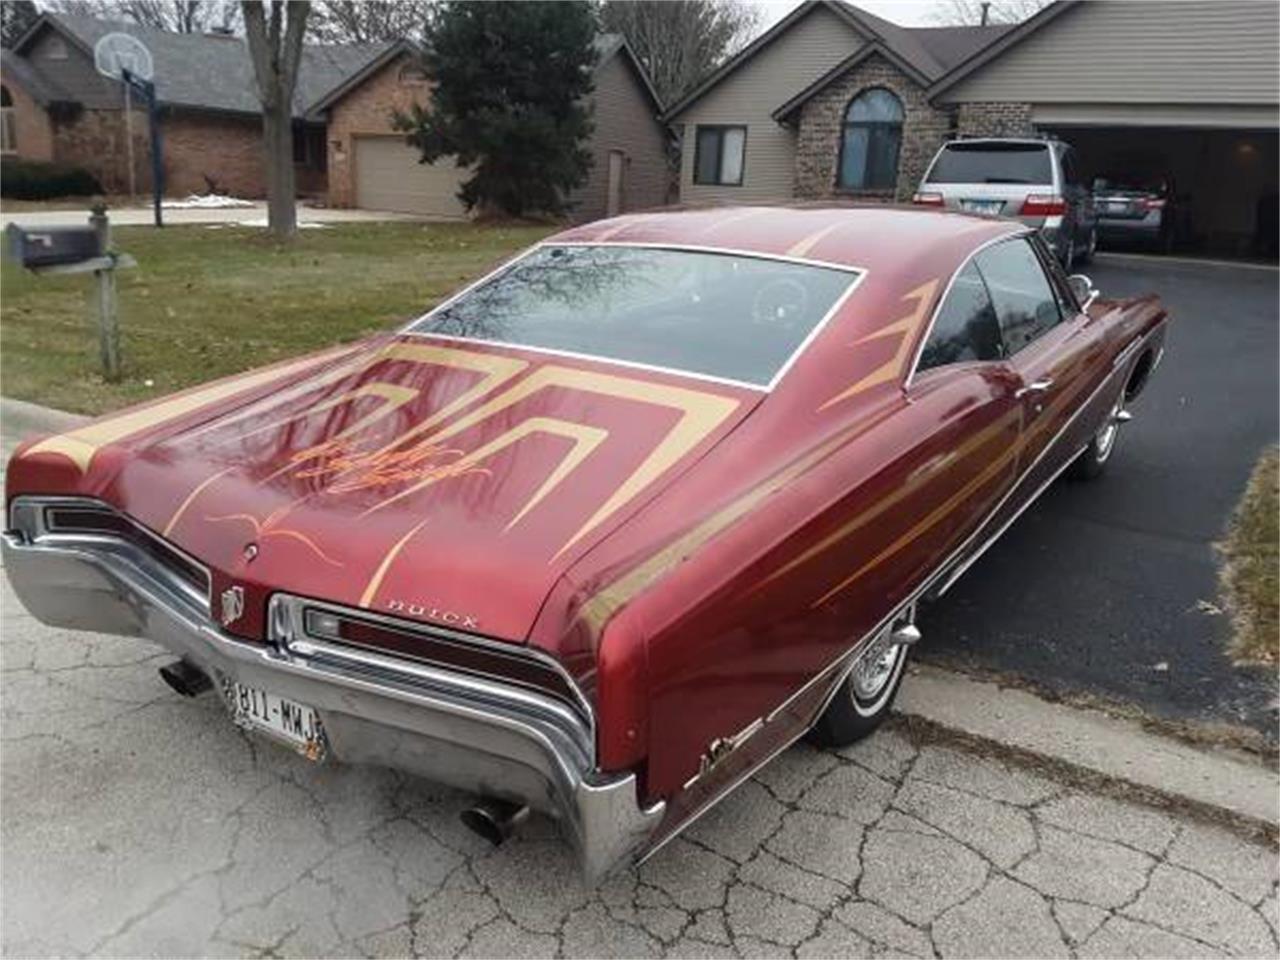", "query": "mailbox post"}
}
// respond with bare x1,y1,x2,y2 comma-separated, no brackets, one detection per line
89,204,121,380
5,208,136,383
